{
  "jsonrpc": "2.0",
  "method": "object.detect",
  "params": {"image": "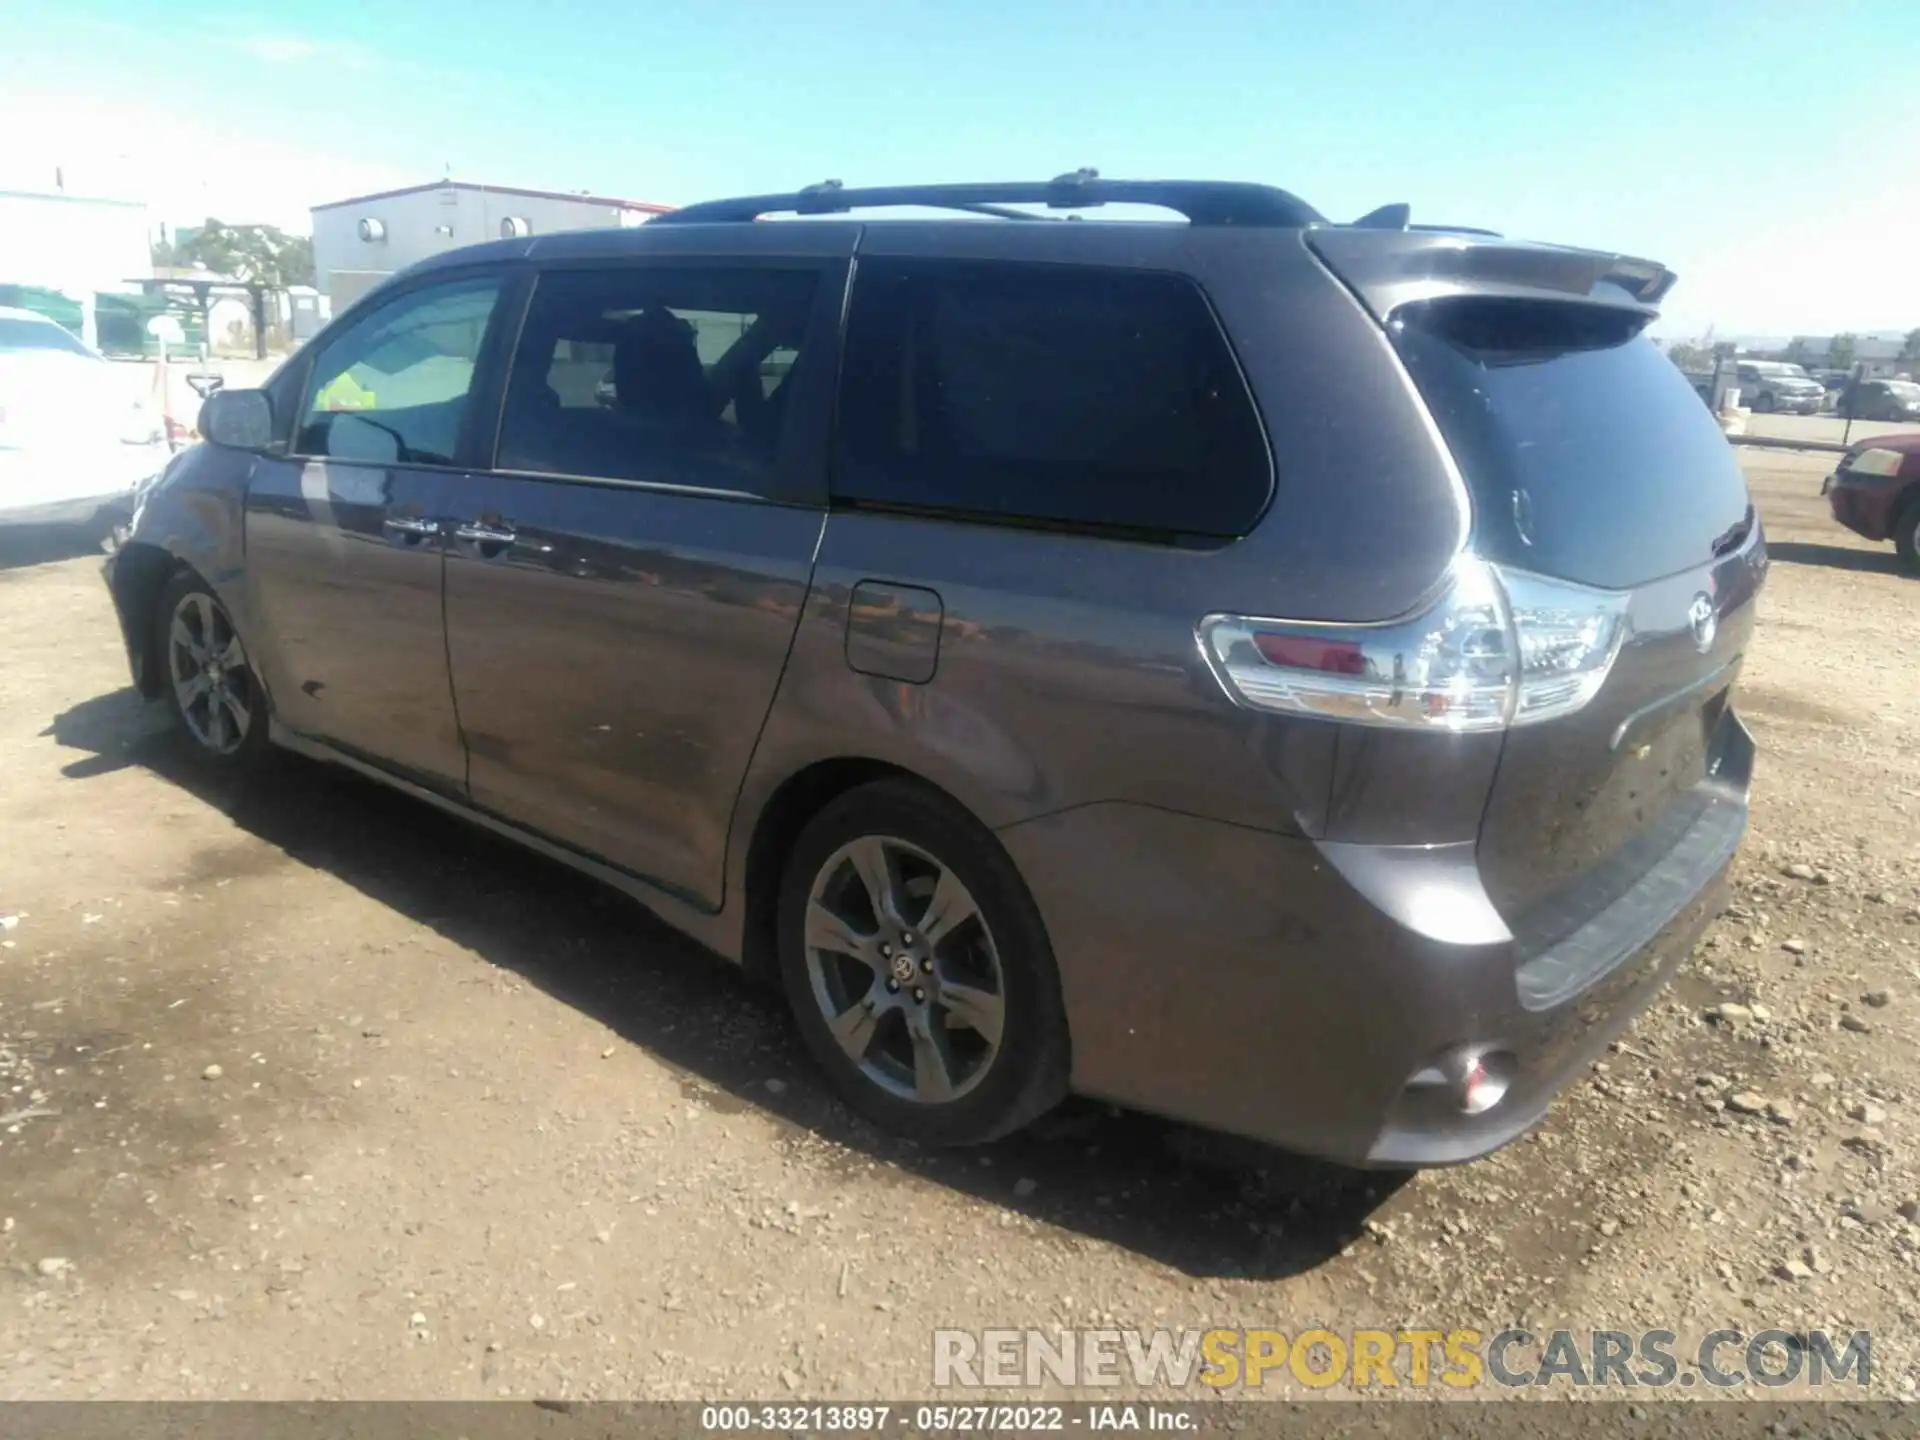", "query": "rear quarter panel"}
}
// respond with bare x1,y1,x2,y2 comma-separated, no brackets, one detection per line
724,222,1475,921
